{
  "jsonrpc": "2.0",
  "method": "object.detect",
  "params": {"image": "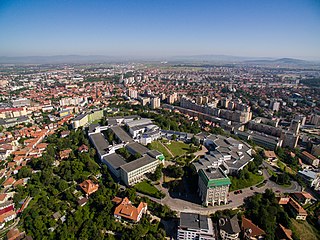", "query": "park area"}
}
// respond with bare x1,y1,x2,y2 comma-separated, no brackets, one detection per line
229,172,264,191
134,180,165,199
148,140,198,160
